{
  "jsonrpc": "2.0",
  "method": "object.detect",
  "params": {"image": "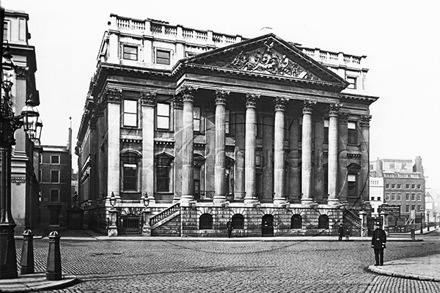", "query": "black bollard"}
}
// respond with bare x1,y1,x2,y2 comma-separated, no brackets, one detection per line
20,229,34,274
46,231,62,280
